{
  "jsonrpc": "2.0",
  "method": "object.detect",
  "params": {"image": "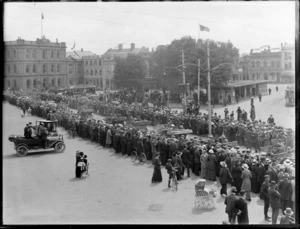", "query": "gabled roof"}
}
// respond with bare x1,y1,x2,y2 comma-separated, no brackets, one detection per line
66,50,97,60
